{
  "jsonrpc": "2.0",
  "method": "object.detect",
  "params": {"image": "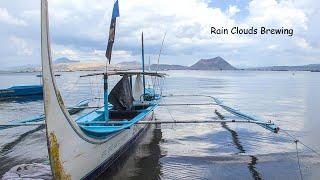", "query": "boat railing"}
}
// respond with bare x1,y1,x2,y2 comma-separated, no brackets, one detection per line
79,71,167,78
